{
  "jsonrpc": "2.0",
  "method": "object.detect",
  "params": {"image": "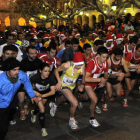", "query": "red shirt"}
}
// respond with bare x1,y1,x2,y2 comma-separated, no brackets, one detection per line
123,45,133,58
104,43,115,55
82,53,93,64
39,54,59,71
85,57,108,88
